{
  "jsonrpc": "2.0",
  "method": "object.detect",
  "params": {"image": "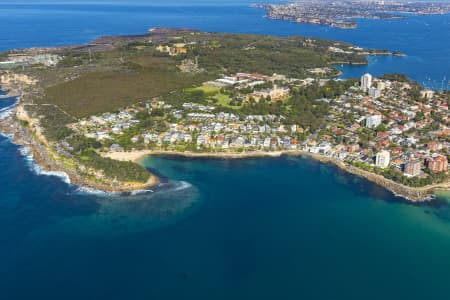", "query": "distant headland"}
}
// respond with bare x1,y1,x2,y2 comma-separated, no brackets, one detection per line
253,1,450,29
